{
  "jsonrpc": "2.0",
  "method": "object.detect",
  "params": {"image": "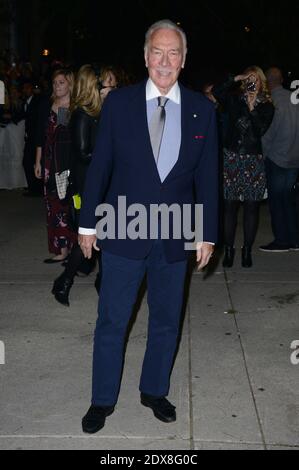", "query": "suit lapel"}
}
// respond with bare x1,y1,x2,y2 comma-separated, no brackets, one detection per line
130,81,162,184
